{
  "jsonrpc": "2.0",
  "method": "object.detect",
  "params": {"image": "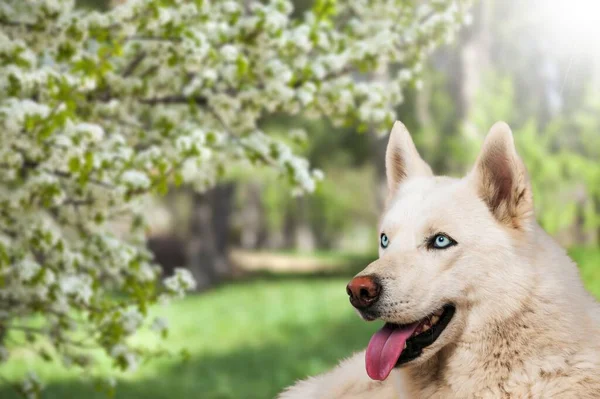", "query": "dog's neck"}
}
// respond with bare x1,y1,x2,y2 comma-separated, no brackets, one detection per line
398,274,589,397
394,297,541,396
